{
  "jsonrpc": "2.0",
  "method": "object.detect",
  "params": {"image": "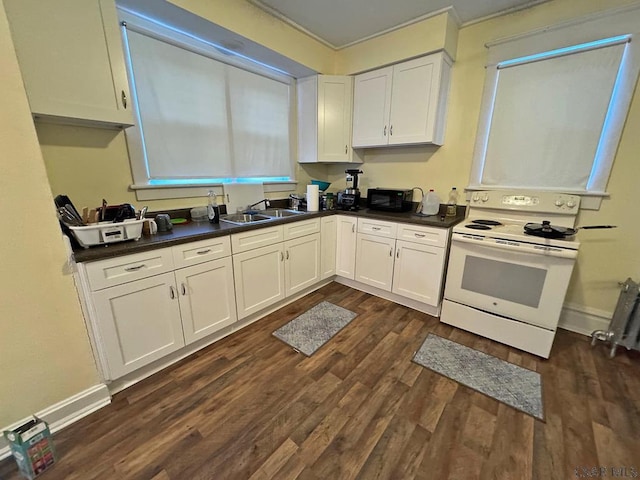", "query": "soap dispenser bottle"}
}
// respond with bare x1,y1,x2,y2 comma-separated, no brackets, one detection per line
207,190,220,224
